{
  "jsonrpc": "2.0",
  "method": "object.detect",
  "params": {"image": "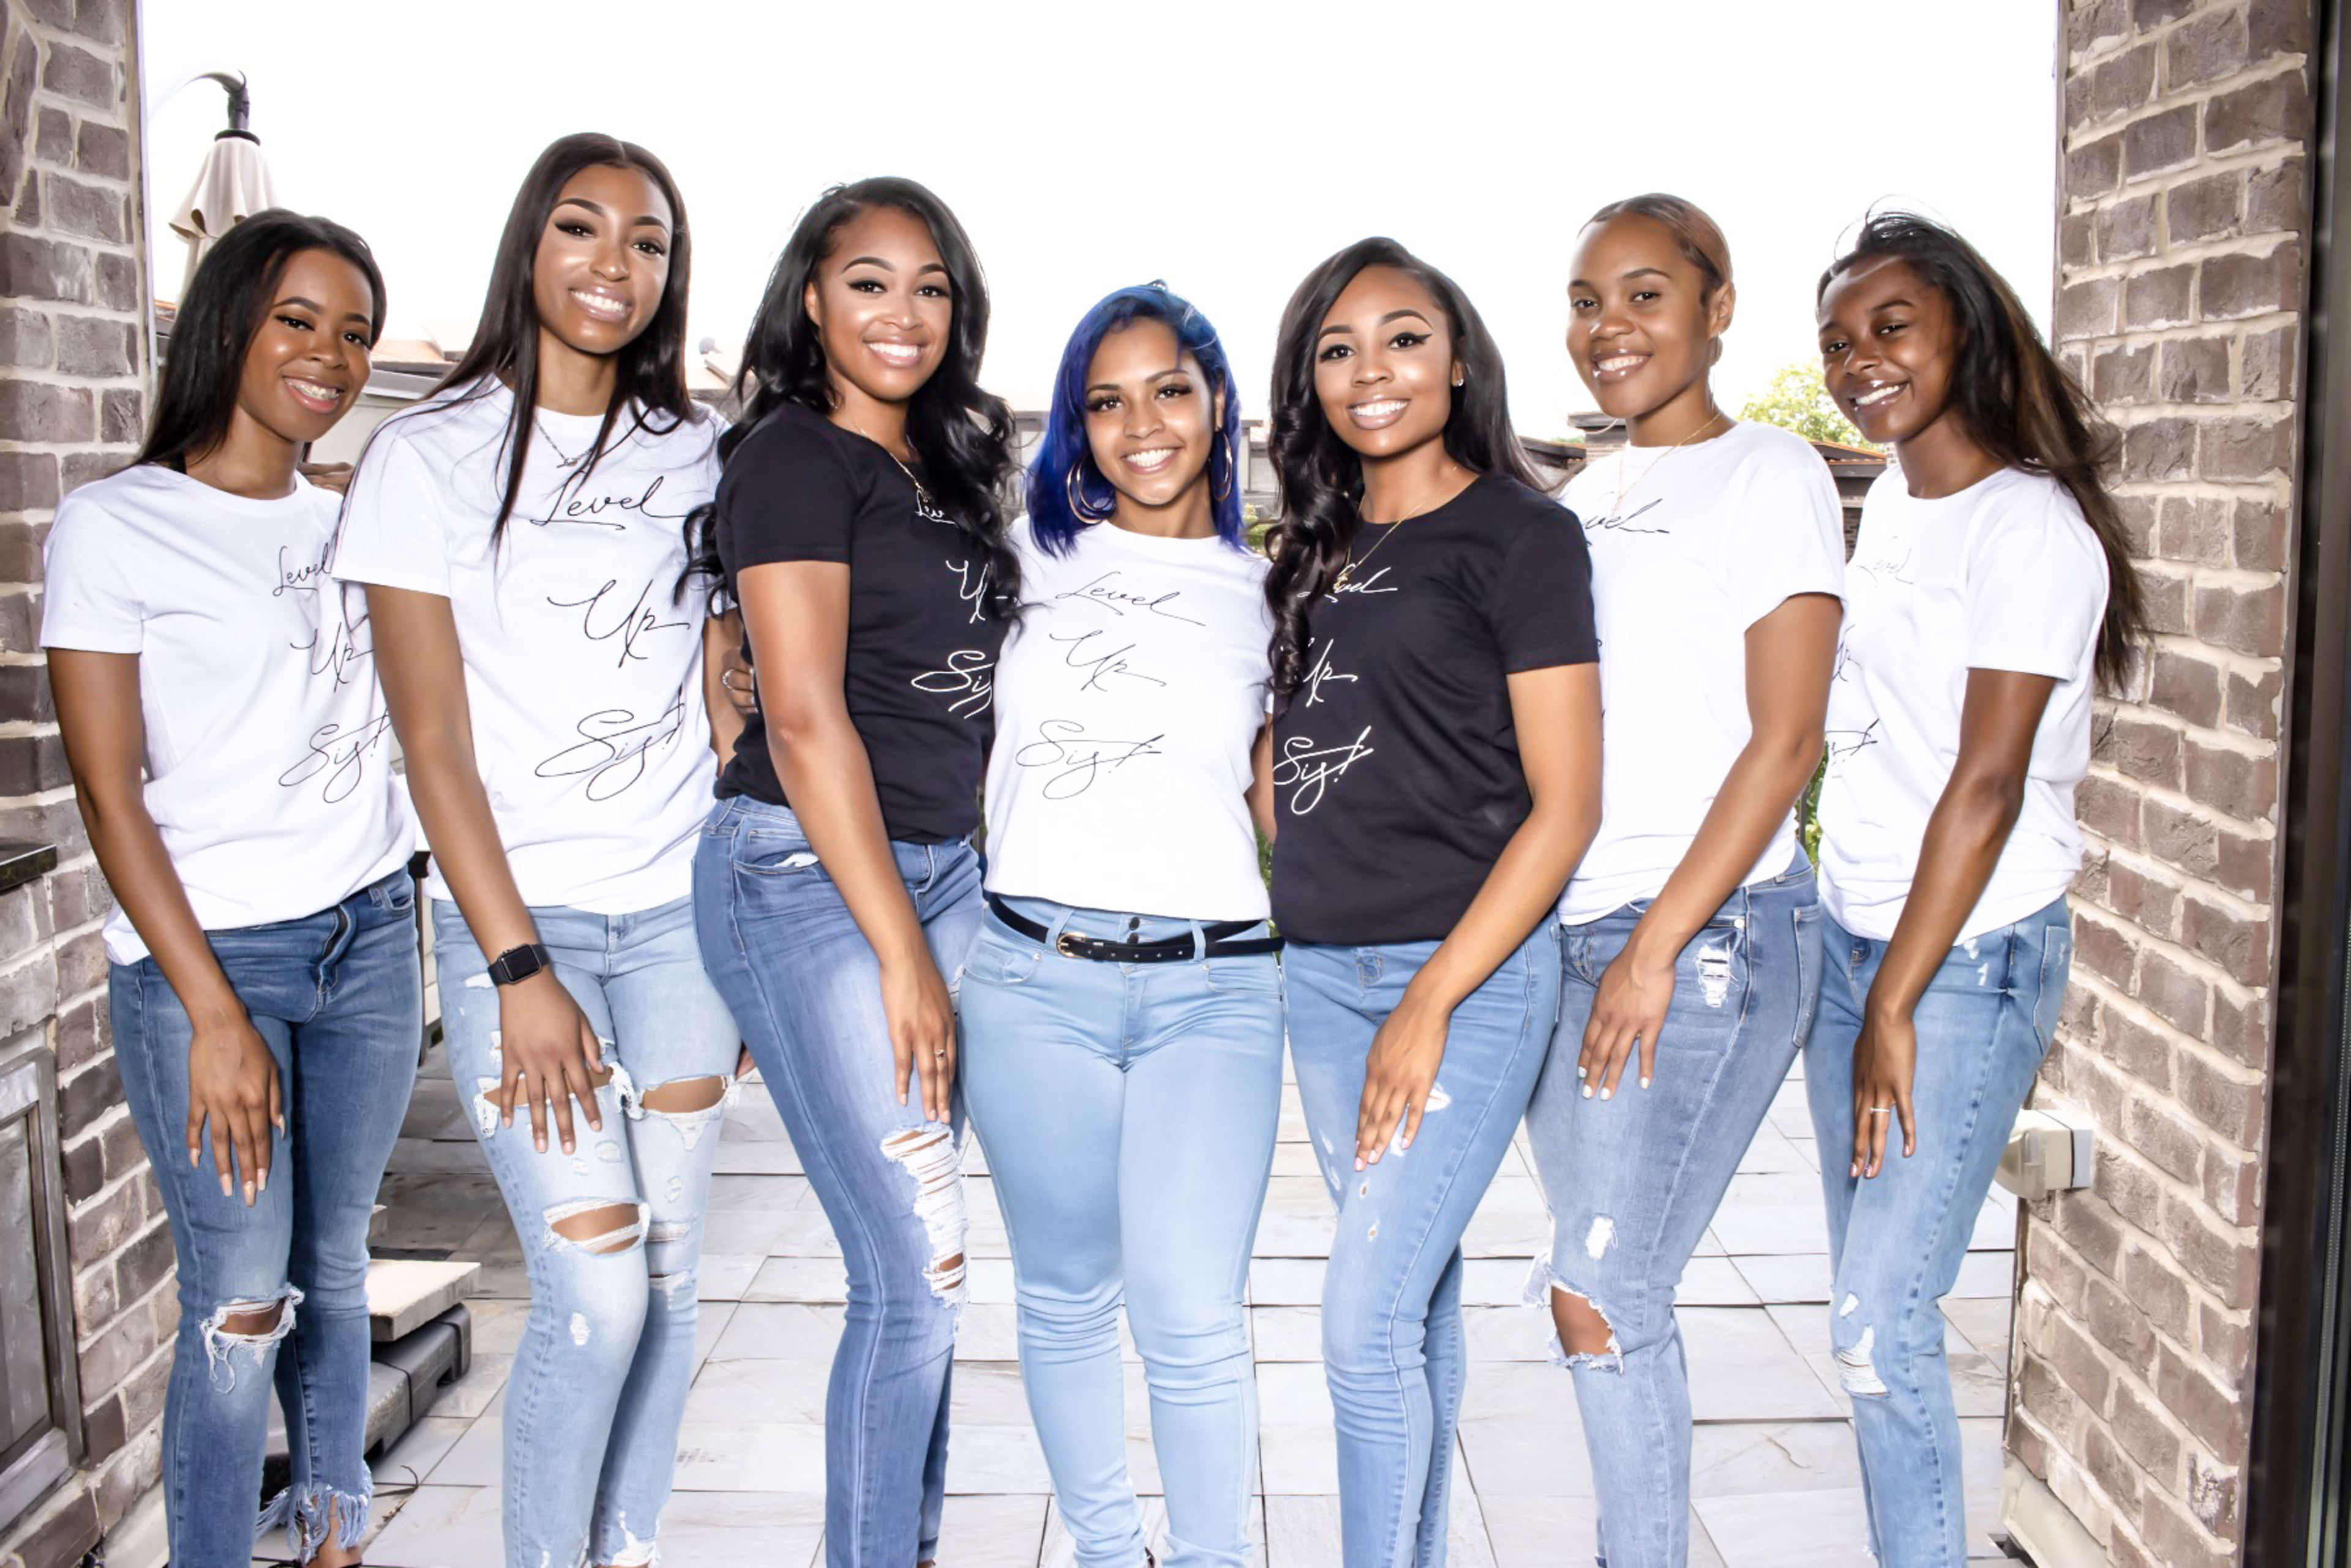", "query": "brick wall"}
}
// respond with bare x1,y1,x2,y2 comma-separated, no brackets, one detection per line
2011,1,2312,1562
0,2,165,1566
